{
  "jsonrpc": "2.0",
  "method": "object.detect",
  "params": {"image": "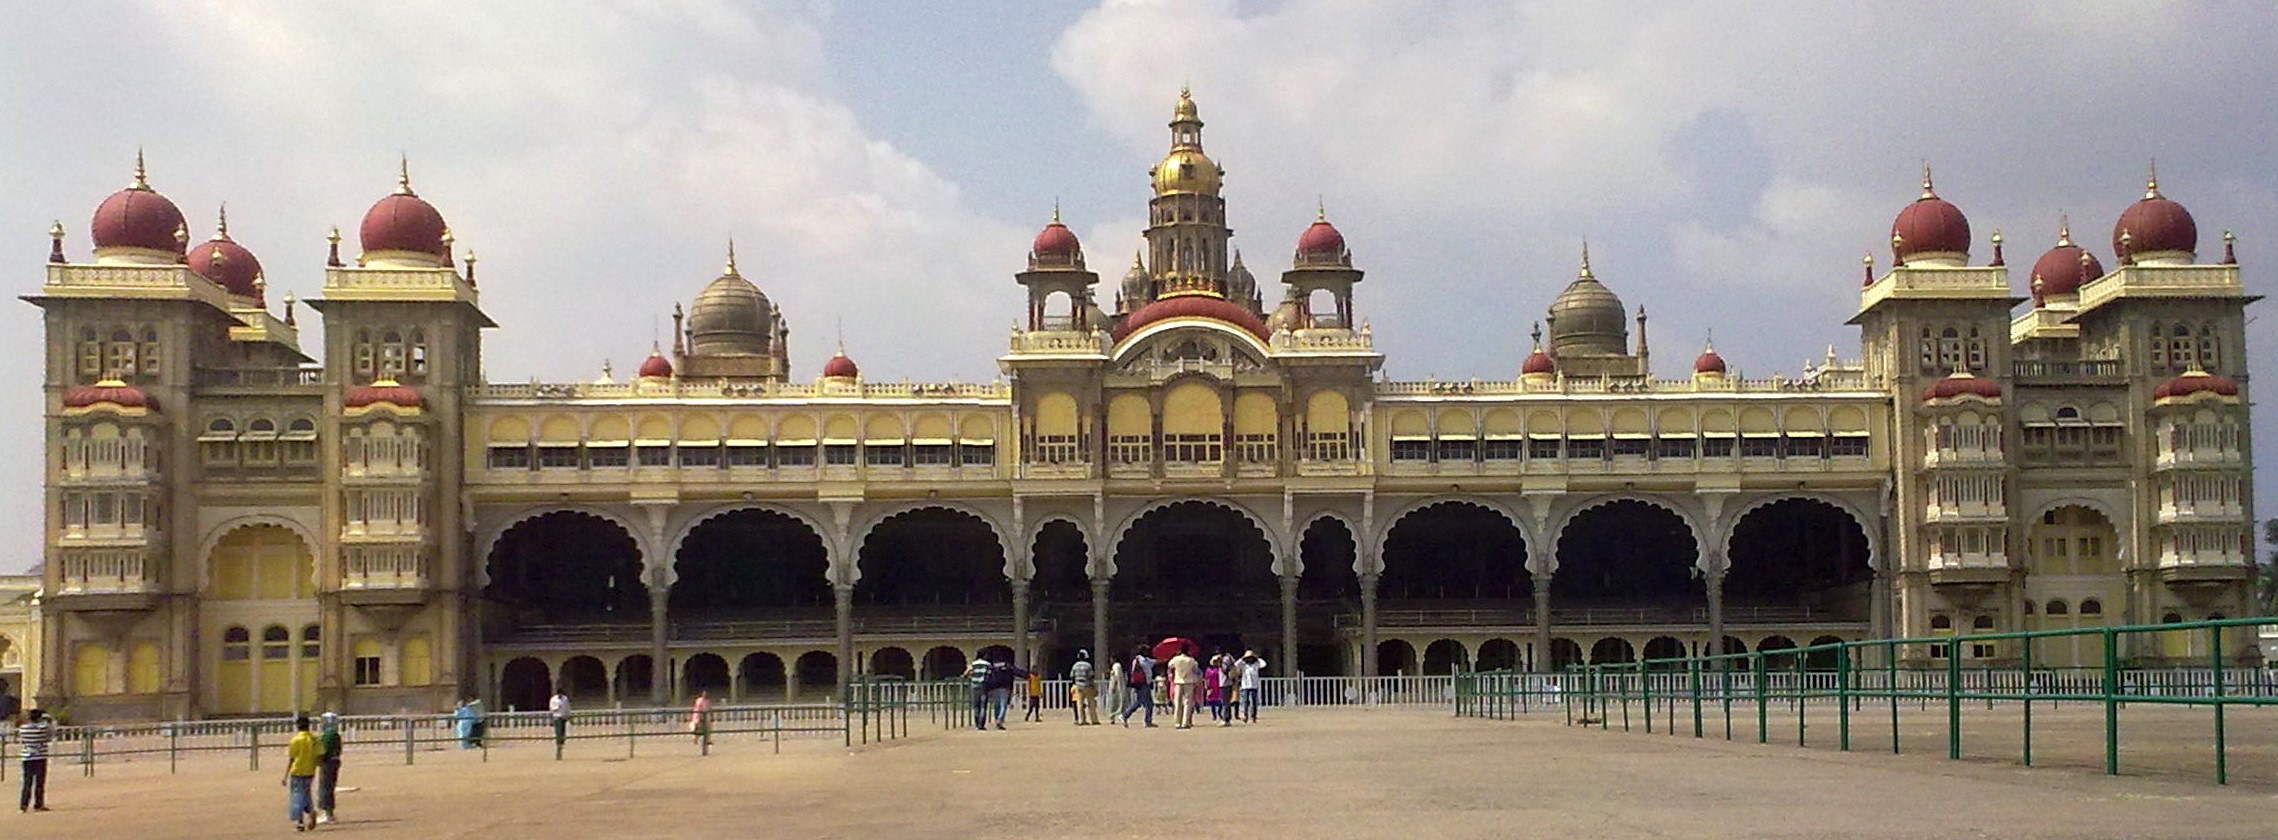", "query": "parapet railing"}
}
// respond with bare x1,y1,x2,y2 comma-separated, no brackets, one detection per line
1455,616,2278,785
